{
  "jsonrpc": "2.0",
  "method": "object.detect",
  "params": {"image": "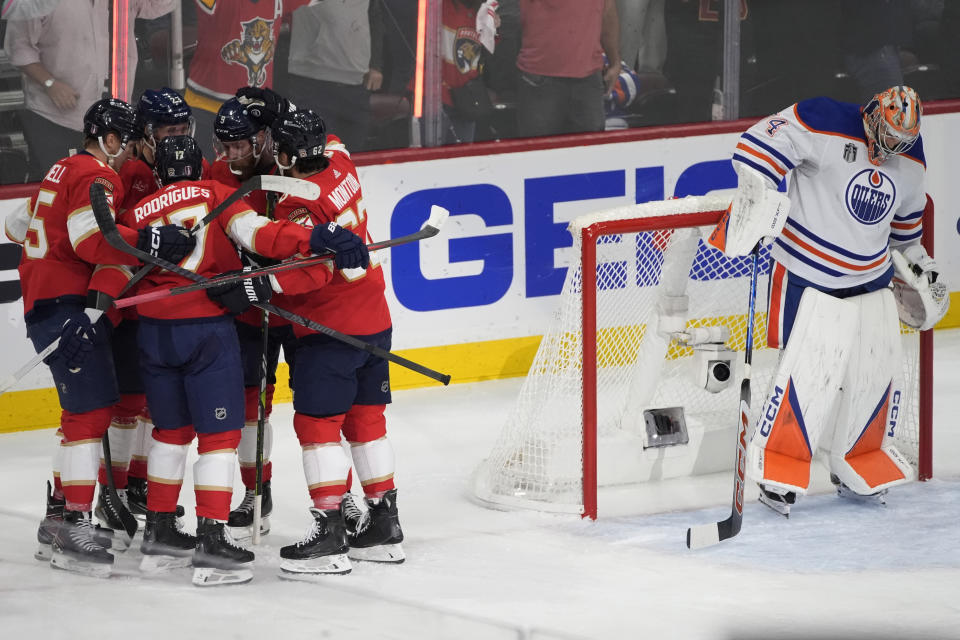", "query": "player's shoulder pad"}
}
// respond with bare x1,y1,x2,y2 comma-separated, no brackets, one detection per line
902,134,925,167
793,97,865,140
